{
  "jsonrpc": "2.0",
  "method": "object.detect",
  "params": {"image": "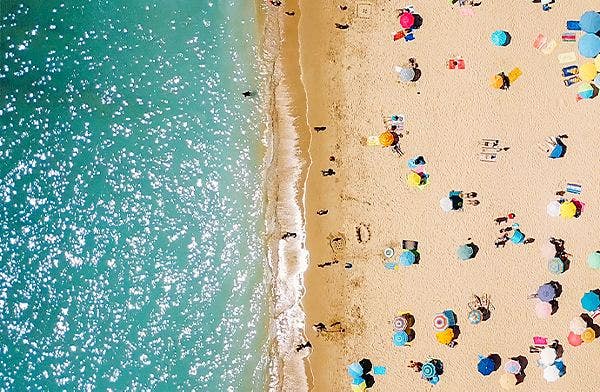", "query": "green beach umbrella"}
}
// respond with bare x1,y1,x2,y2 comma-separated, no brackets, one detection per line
457,244,474,260
587,251,600,269
548,258,564,274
